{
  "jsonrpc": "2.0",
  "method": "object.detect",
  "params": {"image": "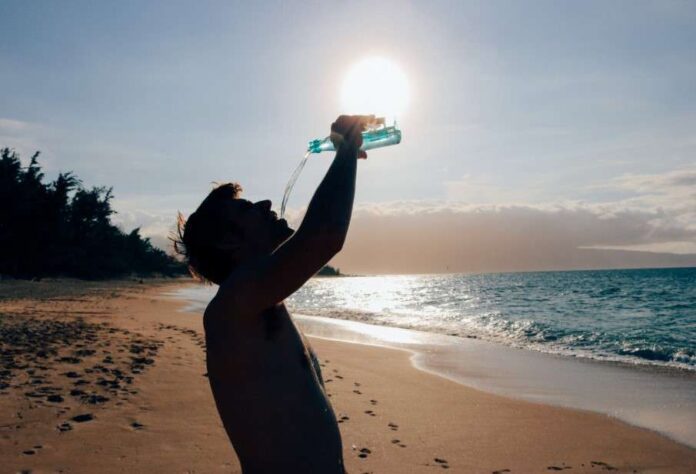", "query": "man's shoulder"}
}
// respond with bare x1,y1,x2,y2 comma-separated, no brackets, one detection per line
209,252,309,323
205,283,242,319
203,267,263,326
